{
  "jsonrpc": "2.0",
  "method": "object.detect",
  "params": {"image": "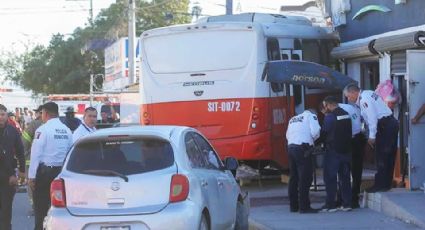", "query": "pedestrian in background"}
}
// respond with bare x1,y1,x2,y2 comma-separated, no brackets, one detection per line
28,102,73,230
23,107,33,128
344,84,399,192
286,109,321,214
0,104,26,230
320,96,353,212
62,106,81,133
7,112,22,134
21,105,43,215
73,107,97,143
